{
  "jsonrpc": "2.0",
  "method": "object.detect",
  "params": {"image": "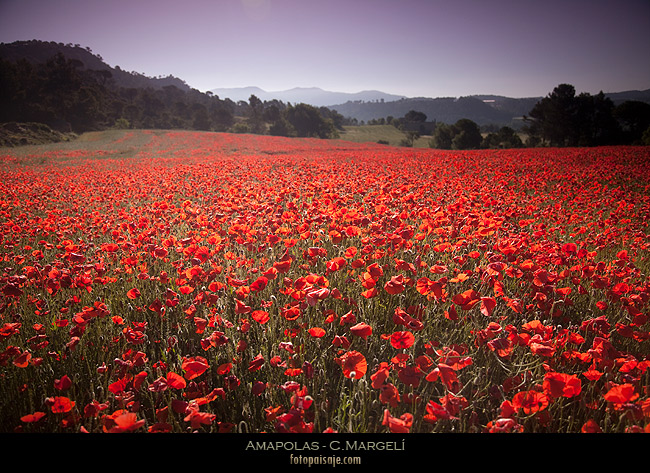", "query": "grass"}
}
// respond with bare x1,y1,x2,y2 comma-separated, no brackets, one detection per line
337,125,433,148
